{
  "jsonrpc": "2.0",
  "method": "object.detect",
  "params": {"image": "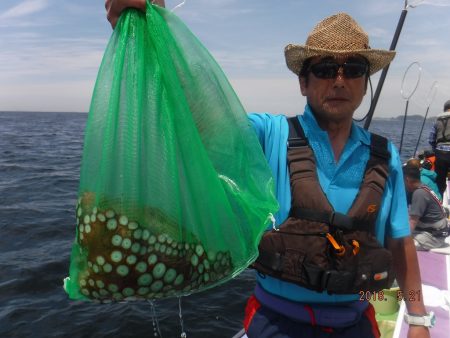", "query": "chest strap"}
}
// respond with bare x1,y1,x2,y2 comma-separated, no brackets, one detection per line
286,117,390,233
